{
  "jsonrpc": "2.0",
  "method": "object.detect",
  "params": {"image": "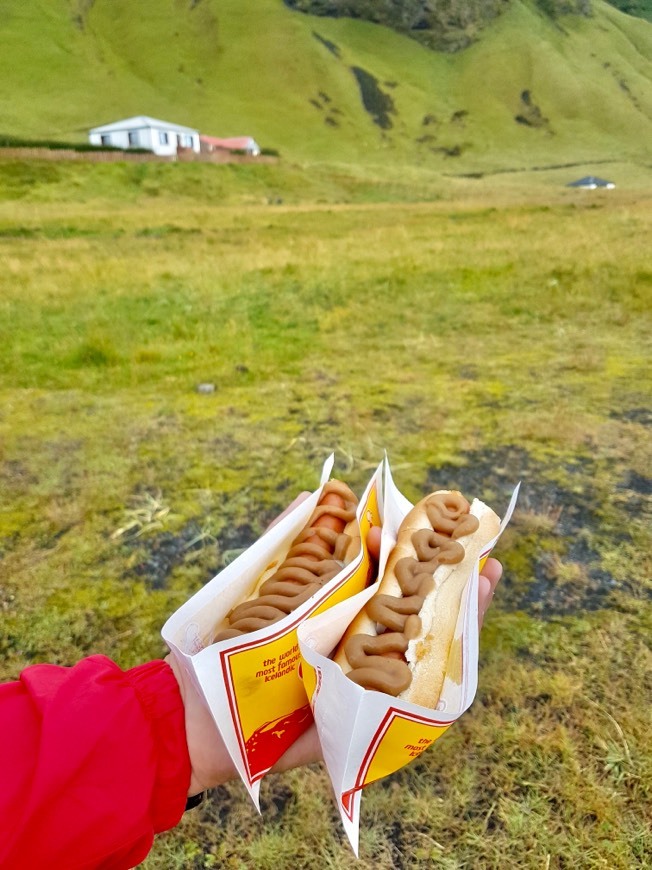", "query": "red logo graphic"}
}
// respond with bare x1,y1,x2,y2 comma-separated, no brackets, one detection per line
244,703,313,779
